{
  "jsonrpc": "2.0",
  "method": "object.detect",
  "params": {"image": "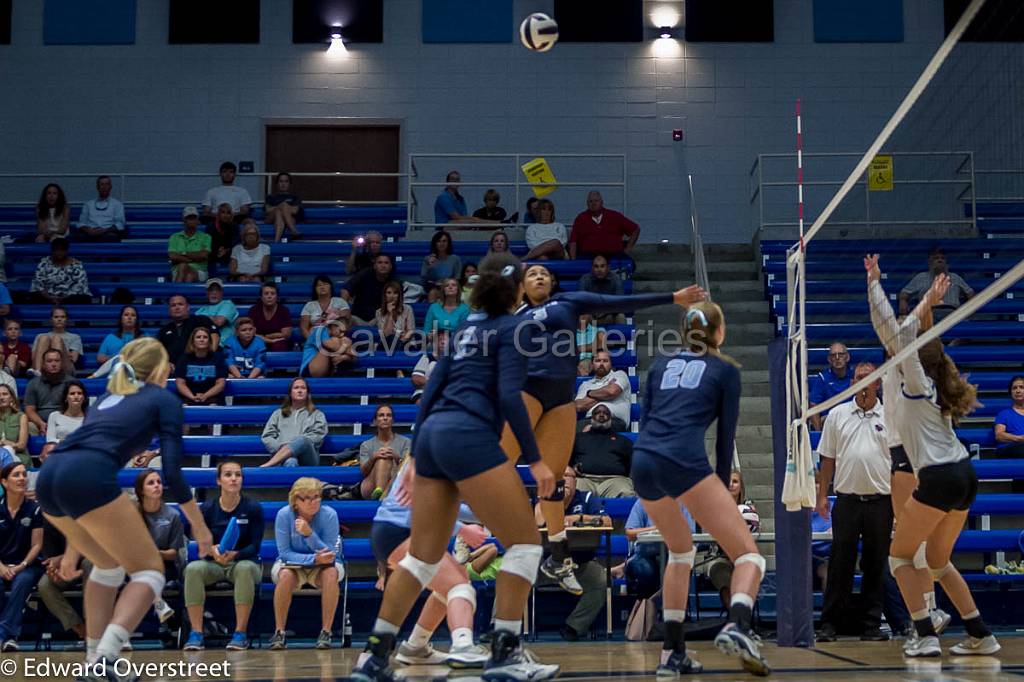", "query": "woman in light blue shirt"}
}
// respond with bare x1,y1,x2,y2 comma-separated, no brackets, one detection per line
96,305,144,365
422,278,469,336
420,231,462,297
